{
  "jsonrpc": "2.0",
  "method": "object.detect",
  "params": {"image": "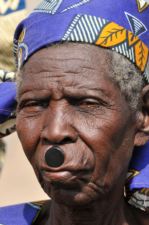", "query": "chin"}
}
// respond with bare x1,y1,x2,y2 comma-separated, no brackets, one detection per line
44,181,102,206
37,169,108,206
